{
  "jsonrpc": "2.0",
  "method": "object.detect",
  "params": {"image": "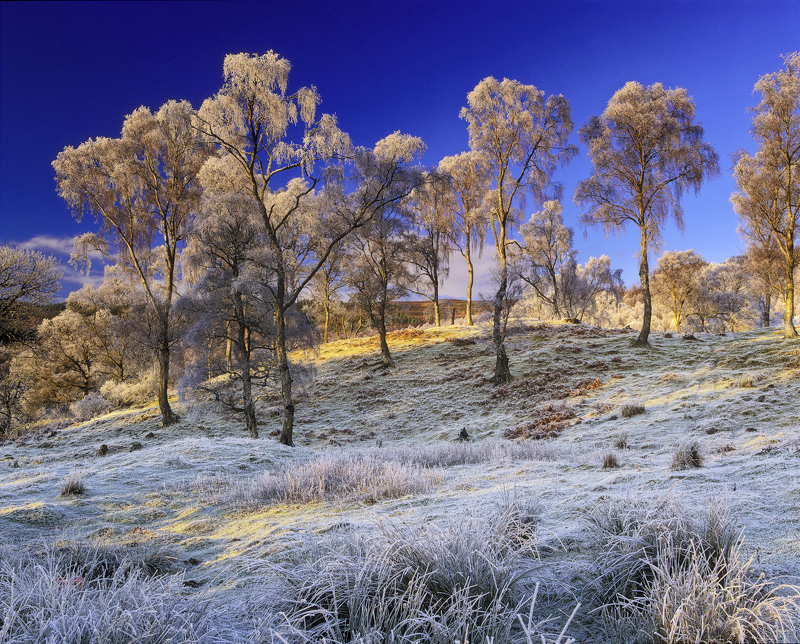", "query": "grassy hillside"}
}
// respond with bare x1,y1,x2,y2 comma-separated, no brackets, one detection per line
1,320,799,642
